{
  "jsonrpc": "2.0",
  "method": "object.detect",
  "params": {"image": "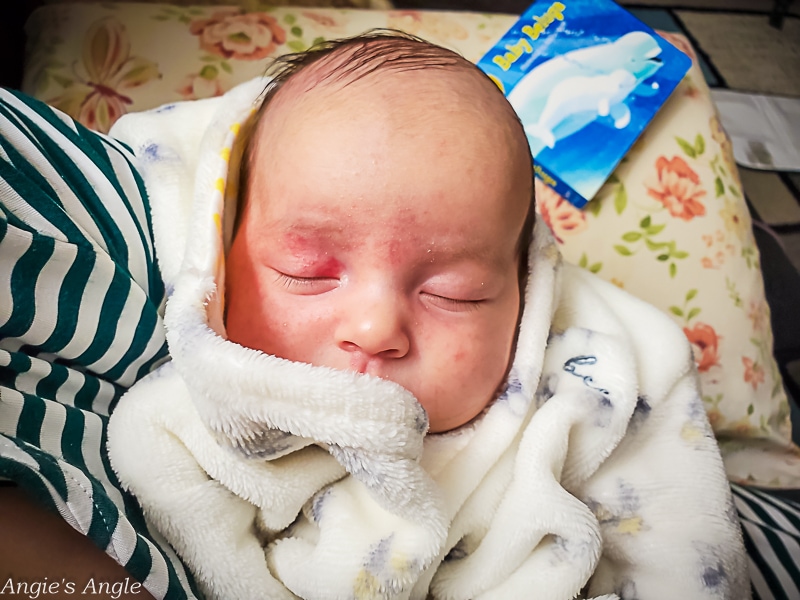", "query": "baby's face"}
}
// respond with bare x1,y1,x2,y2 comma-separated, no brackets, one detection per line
225,71,531,433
